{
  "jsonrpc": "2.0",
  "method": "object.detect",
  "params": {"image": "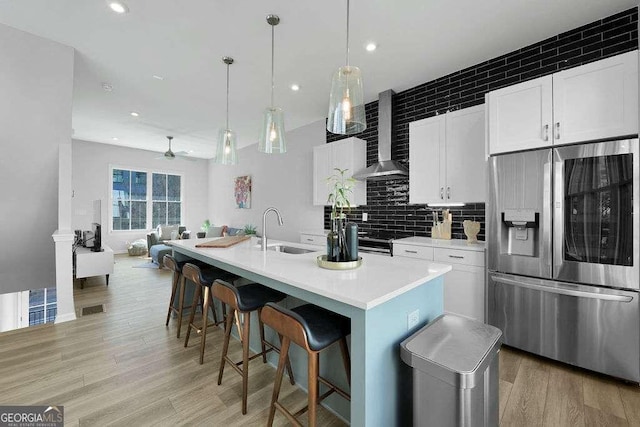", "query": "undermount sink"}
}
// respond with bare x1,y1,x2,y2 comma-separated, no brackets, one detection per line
267,245,316,255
